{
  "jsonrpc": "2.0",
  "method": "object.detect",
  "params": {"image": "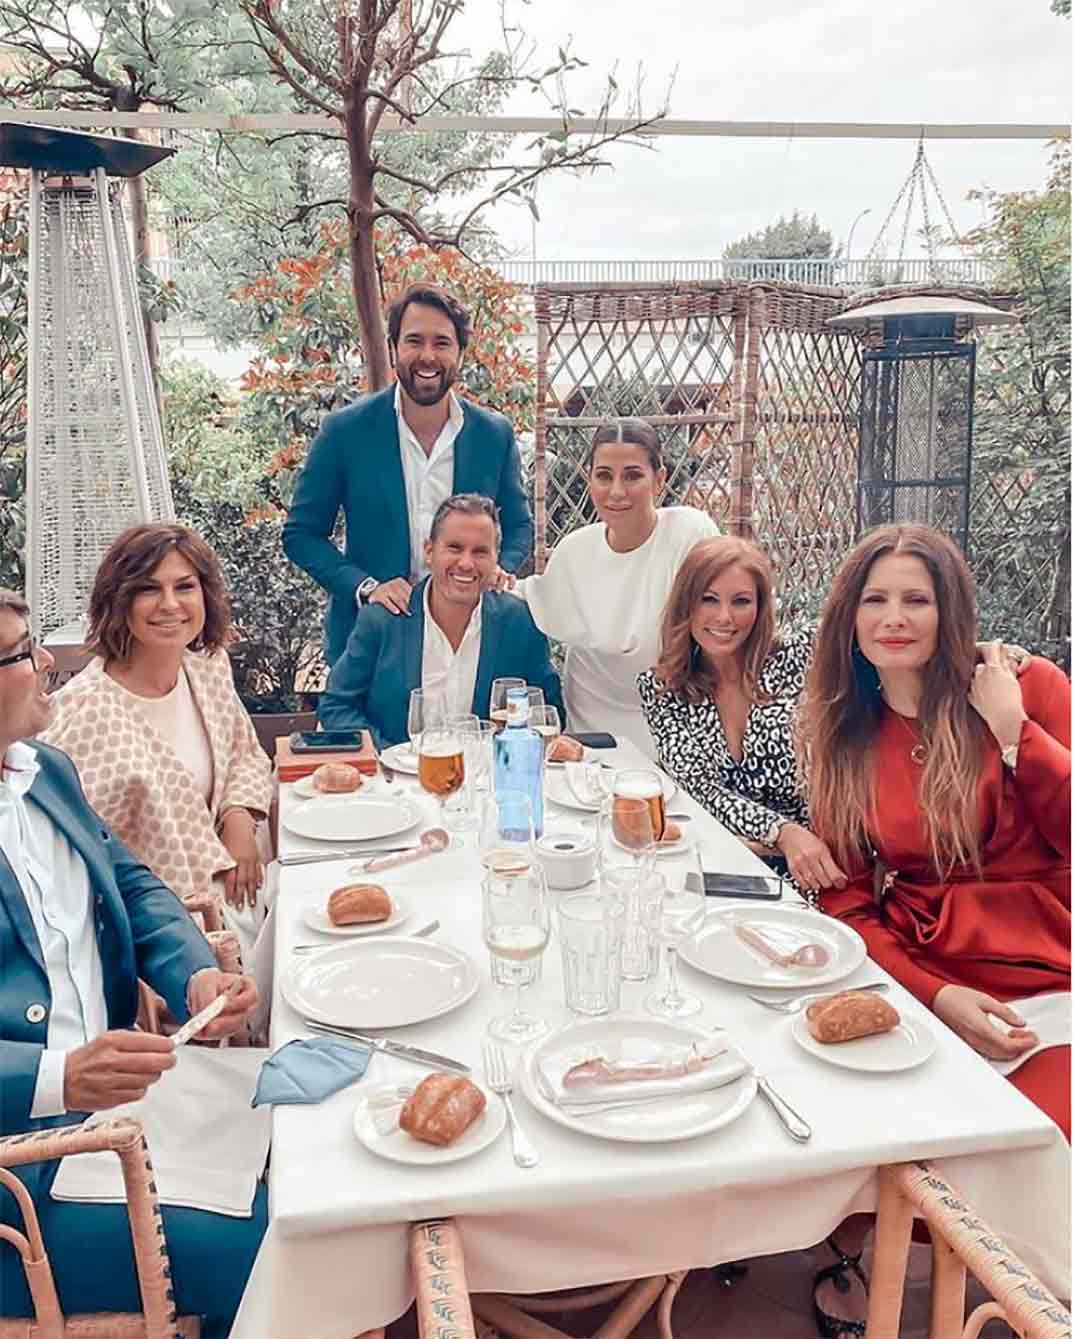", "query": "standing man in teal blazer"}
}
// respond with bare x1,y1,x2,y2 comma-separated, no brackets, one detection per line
282,283,533,665
318,495,561,746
